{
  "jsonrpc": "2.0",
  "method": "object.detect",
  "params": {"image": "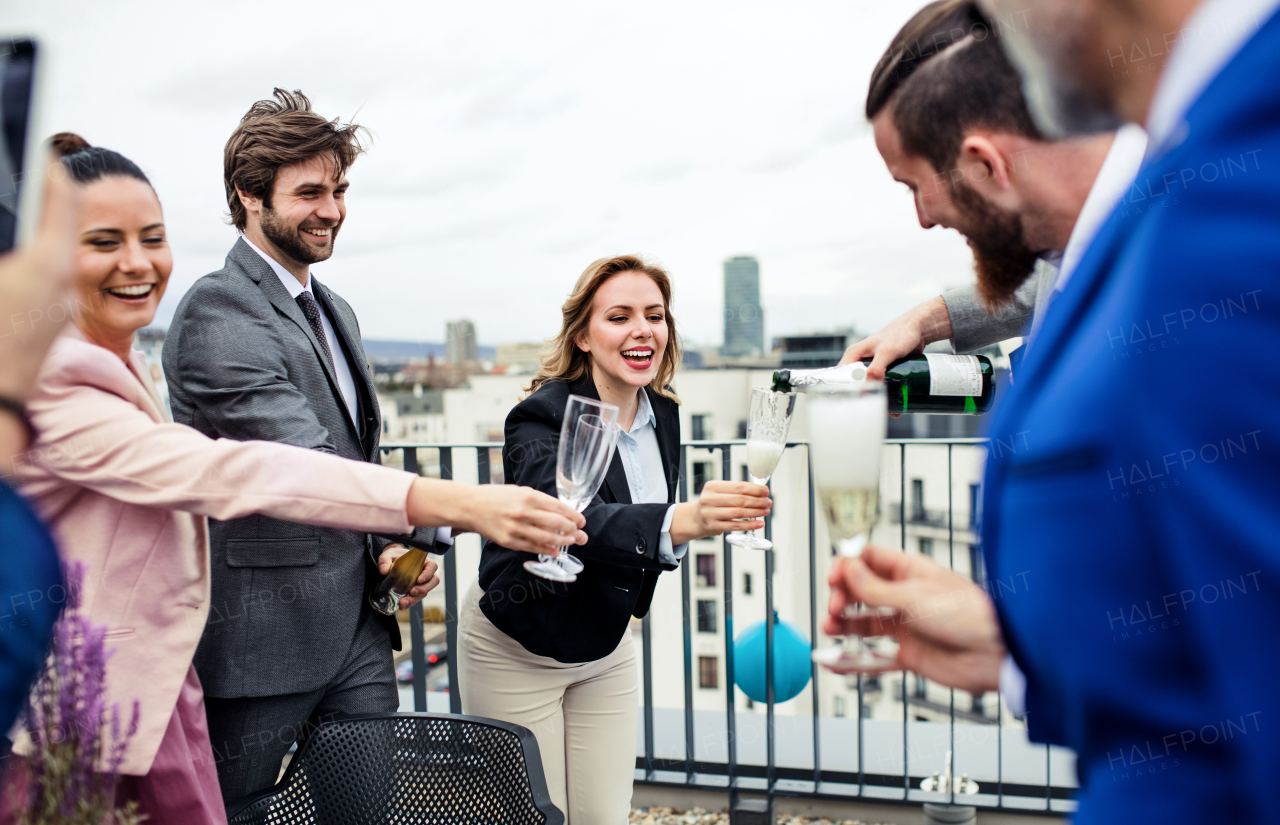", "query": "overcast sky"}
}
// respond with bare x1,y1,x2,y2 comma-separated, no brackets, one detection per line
11,0,977,348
